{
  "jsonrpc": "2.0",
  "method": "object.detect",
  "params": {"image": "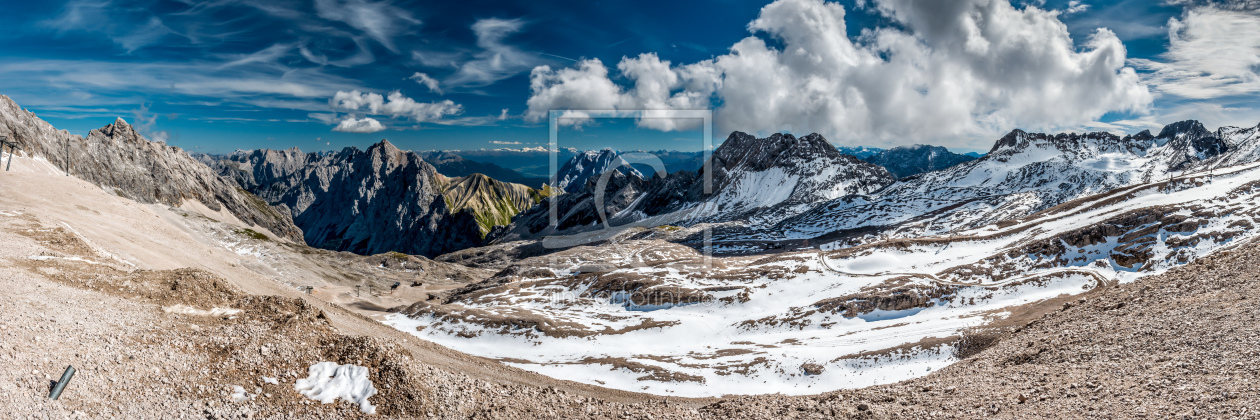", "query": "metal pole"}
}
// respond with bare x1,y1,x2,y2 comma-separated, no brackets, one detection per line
5,144,11,171
49,366,76,400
